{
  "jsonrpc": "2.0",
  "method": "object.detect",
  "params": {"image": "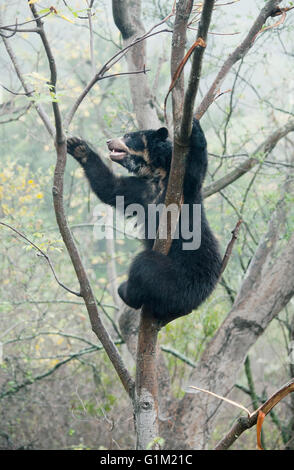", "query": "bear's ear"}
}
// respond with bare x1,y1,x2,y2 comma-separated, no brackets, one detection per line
156,127,168,141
